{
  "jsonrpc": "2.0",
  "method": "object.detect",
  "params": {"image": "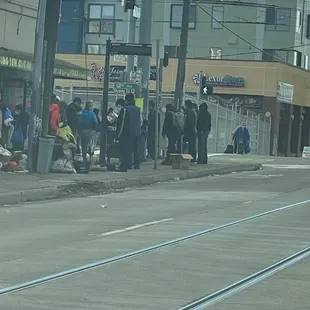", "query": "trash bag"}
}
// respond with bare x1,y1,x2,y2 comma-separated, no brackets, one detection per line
0,146,11,157
51,158,76,173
